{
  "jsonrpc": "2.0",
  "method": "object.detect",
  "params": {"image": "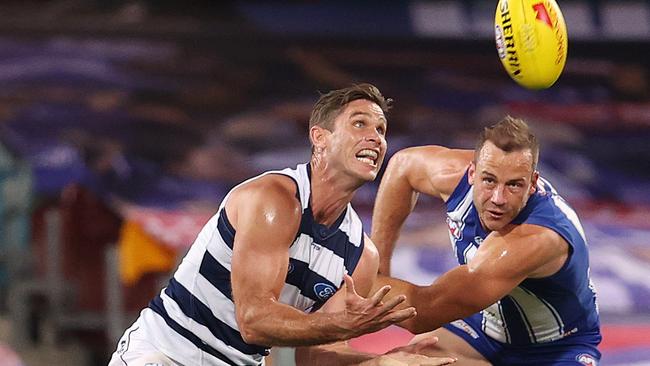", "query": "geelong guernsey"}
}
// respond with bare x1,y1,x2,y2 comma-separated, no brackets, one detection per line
445,170,601,345
143,163,365,365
